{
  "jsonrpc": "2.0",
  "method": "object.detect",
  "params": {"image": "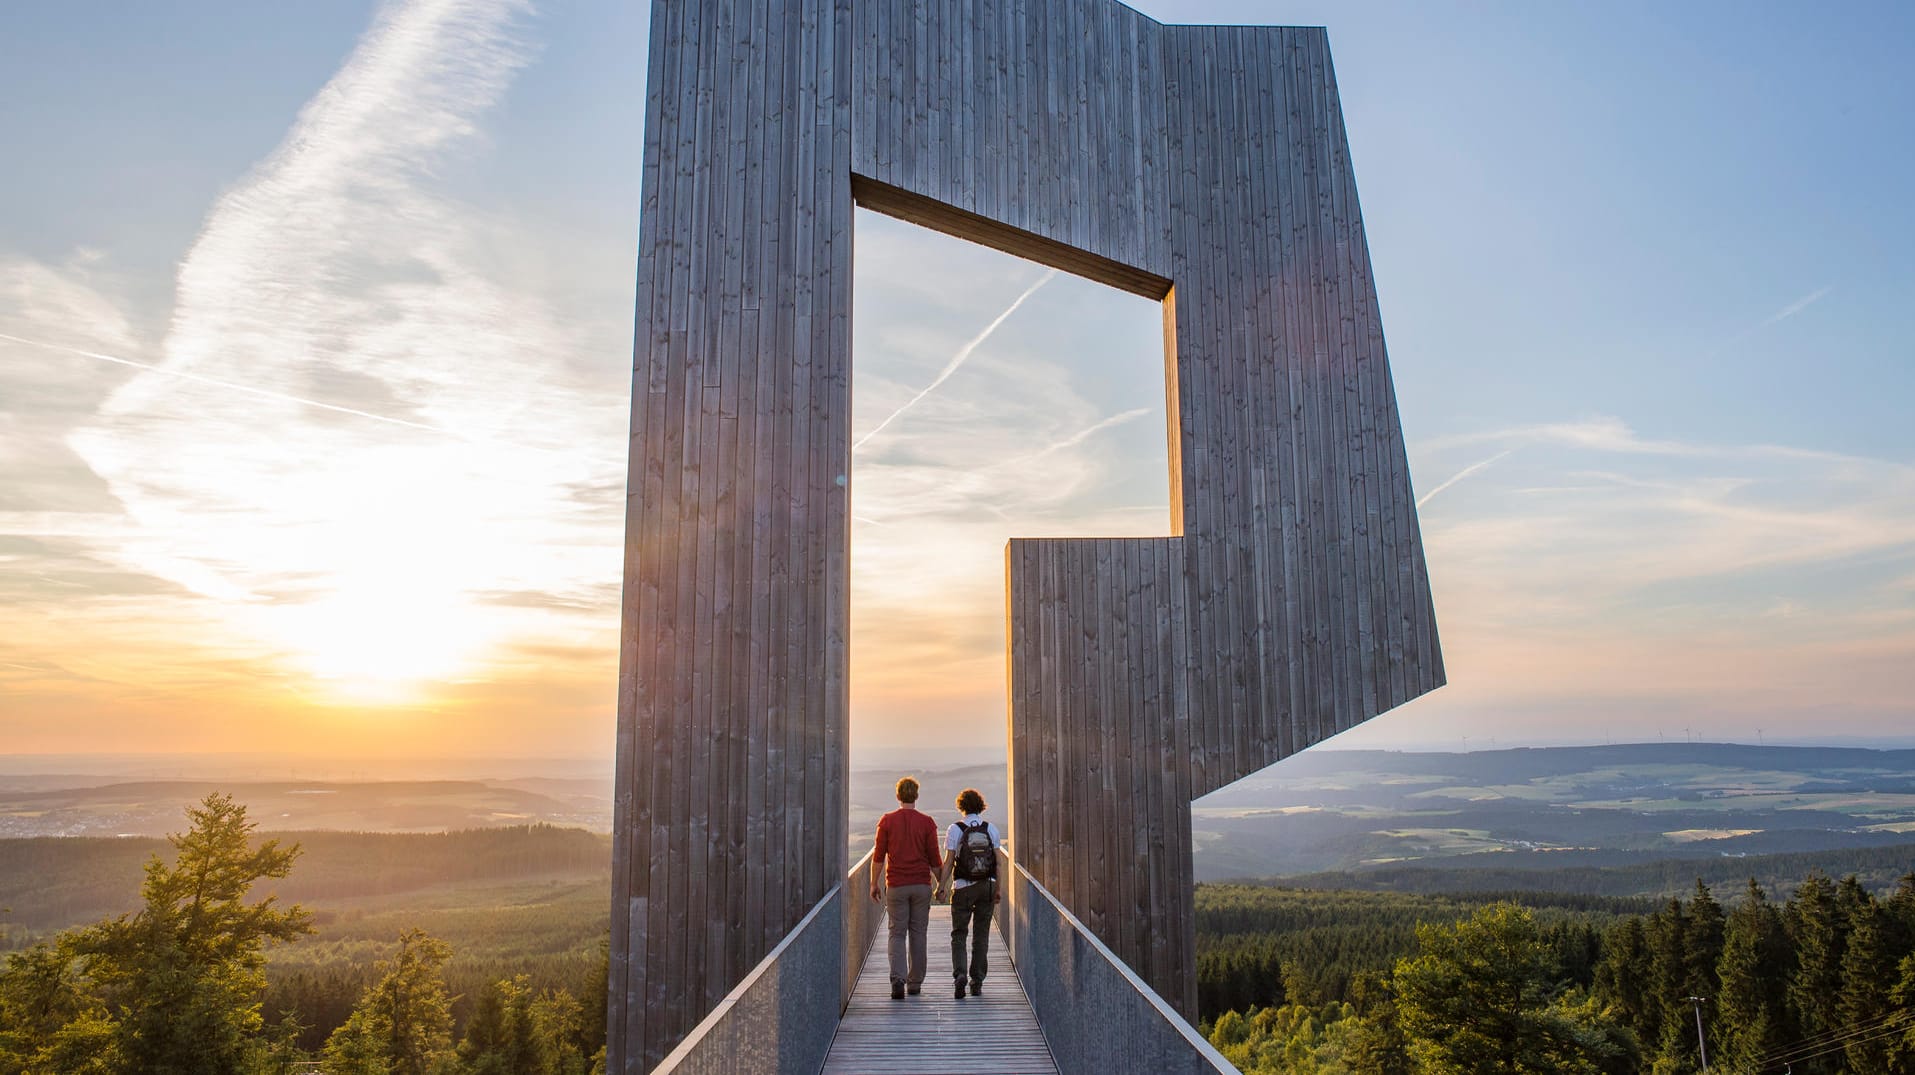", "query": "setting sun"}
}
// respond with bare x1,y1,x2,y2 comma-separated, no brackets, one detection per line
275,589,486,702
